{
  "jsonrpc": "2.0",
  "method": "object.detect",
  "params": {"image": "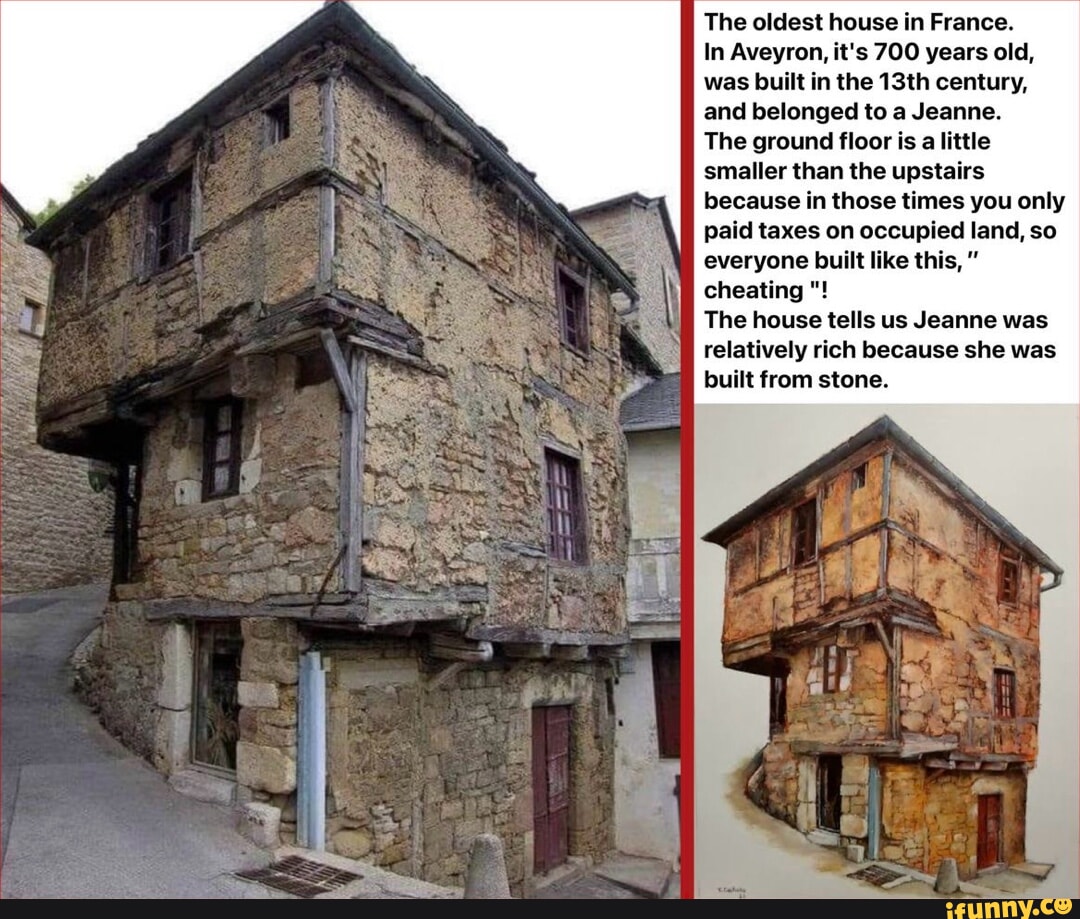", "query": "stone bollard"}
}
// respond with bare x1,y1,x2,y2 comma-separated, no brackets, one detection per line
934,857,960,894
463,833,512,899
